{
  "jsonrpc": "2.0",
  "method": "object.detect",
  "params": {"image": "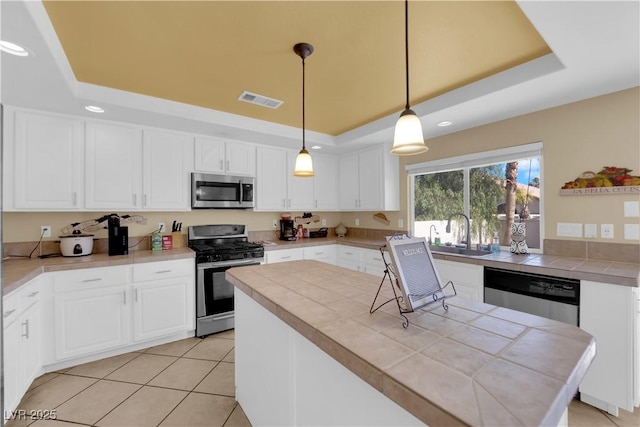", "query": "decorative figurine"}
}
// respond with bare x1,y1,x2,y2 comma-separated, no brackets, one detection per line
510,223,528,254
